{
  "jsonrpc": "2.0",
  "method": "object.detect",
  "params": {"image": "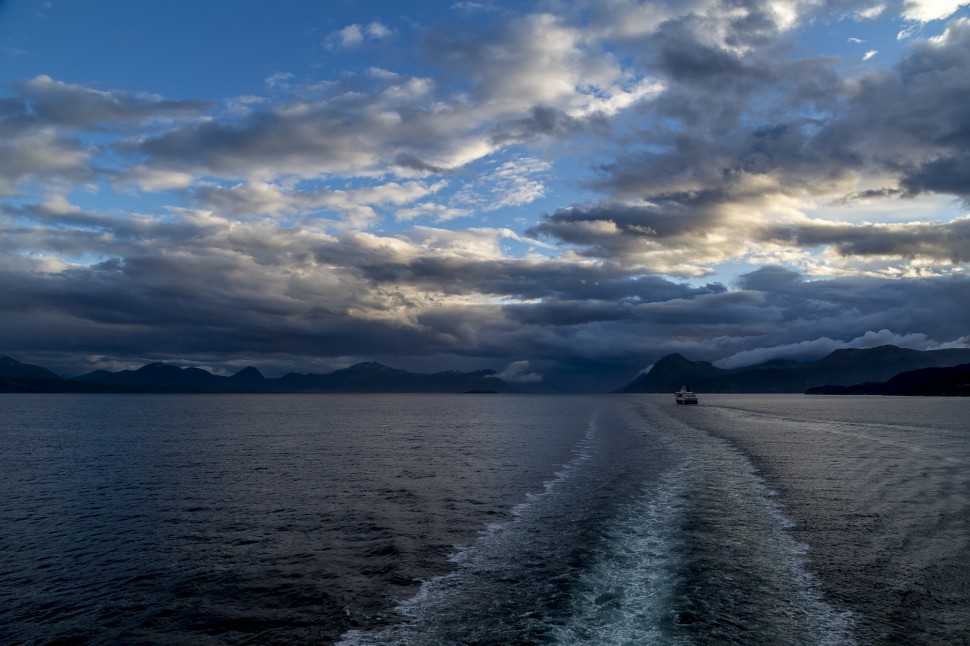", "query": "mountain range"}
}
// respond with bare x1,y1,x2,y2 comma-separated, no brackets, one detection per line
4,344,970,395
806,363,970,396
615,345,970,394
0,357,524,394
